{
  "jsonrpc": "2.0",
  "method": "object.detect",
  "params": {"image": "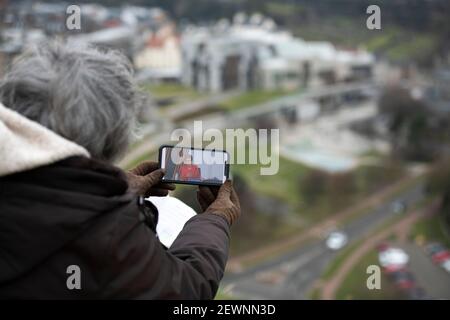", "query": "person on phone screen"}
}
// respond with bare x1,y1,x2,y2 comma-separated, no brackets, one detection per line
177,152,201,182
